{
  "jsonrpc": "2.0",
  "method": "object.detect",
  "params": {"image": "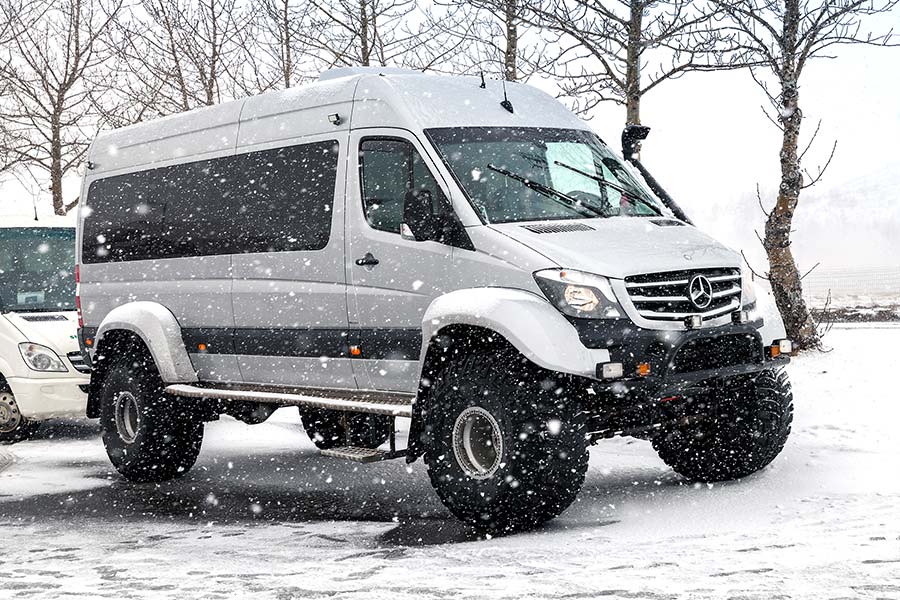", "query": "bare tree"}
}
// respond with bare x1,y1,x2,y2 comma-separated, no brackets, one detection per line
0,0,120,215
243,0,317,91
301,0,430,69
529,0,743,124
716,0,898,349
429,0,559,81
102,0,249,123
